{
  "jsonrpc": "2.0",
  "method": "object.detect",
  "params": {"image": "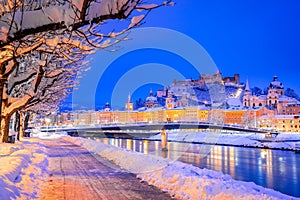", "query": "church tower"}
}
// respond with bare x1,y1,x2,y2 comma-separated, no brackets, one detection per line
165,90,175,109
243,79,252,107
267,76,284,108
125,93,134,111
104,102,111,112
